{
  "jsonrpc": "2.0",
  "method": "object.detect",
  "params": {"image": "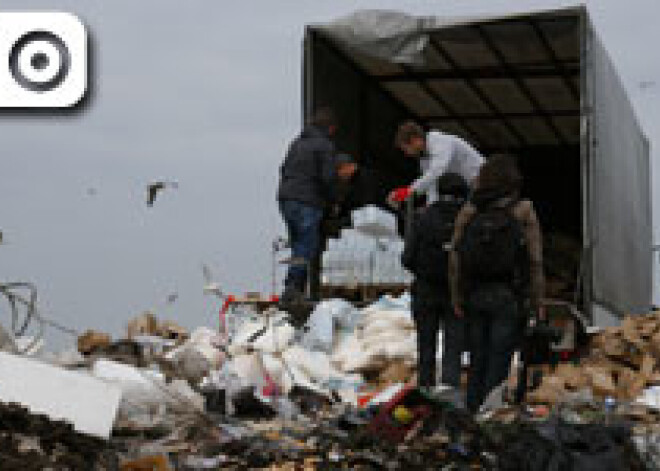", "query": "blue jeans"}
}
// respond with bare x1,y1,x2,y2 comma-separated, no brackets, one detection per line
465,285,524,412
279,200,323,290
